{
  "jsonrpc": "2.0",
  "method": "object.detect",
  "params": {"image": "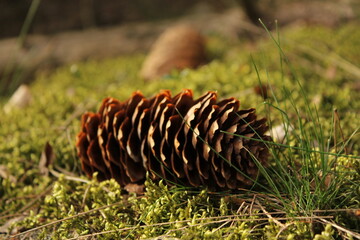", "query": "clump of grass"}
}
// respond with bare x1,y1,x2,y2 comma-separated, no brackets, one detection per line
249,21,360,238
